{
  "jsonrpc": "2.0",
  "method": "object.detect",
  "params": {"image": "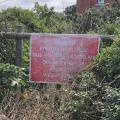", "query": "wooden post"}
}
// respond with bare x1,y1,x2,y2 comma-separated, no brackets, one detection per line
56,84,61,90
15,25,23,66
15,26,23,103
54,84,62,111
